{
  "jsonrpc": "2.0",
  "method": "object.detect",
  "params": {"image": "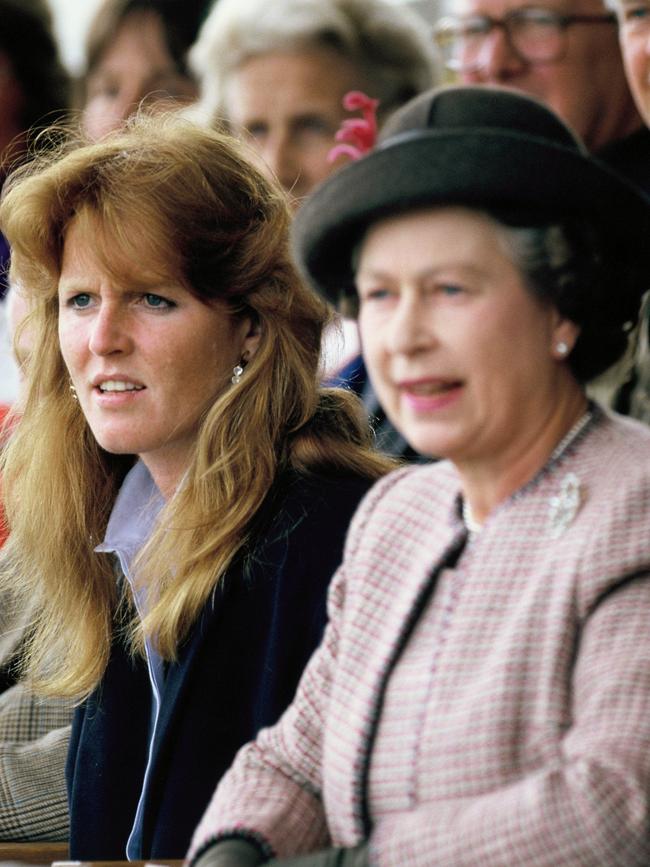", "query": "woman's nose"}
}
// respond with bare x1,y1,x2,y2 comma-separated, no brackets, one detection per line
385,296,434,356
88,303,131,356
